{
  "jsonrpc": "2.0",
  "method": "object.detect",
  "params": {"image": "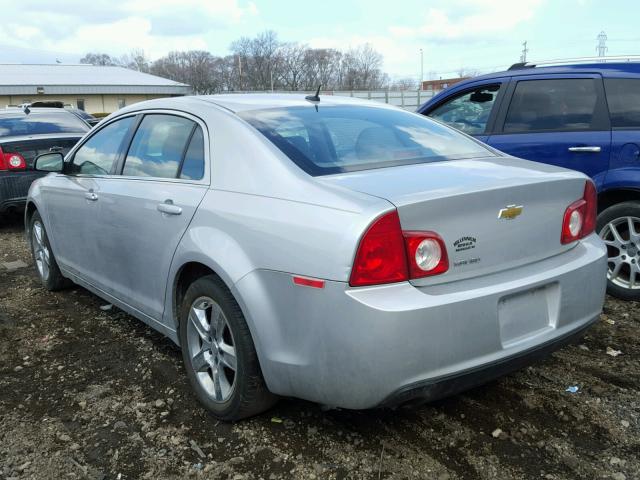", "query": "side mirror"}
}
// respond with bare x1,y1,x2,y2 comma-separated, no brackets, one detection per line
34,152,64,173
